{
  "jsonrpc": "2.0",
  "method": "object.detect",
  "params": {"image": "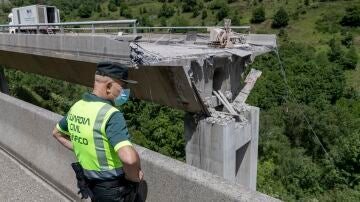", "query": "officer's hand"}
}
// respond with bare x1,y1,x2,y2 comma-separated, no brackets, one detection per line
125,170,143,182
139,170,144,181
